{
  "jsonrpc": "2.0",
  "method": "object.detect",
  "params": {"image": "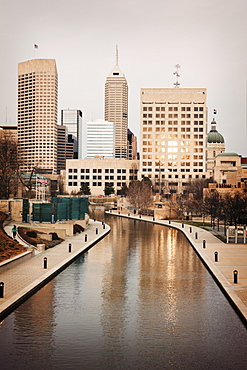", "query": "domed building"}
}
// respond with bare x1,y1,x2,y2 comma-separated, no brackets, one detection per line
207,118,225,177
